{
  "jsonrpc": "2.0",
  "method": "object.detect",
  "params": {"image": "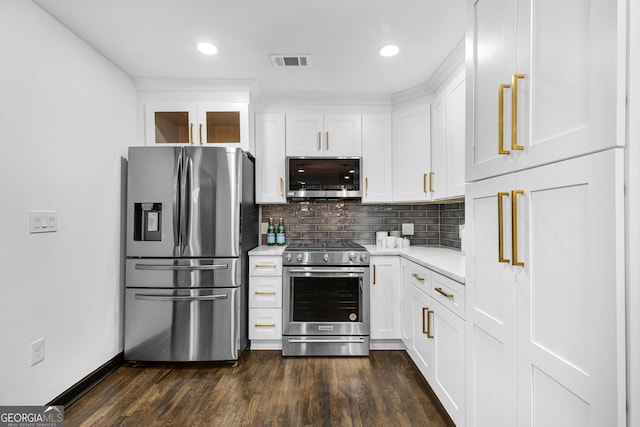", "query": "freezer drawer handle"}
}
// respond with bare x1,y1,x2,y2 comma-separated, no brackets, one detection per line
134,293,228,302
134,264,229,271
288,338,366,344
